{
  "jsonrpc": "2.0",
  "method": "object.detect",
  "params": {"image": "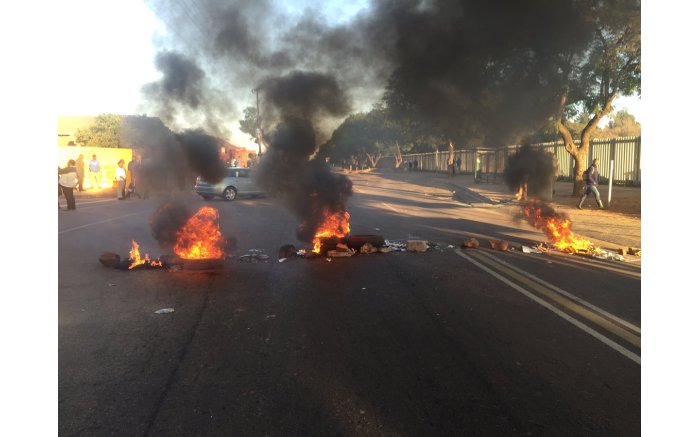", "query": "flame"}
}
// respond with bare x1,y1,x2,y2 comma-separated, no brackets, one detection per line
174,206,225,259
312,210,351,253
521,202,599,254
128,240,163,269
